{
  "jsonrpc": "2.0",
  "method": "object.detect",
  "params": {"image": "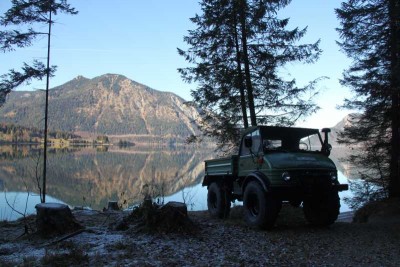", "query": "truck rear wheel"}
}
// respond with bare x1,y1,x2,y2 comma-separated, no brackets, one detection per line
303,190,340,226
243,181,281,230
207,182,230,219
